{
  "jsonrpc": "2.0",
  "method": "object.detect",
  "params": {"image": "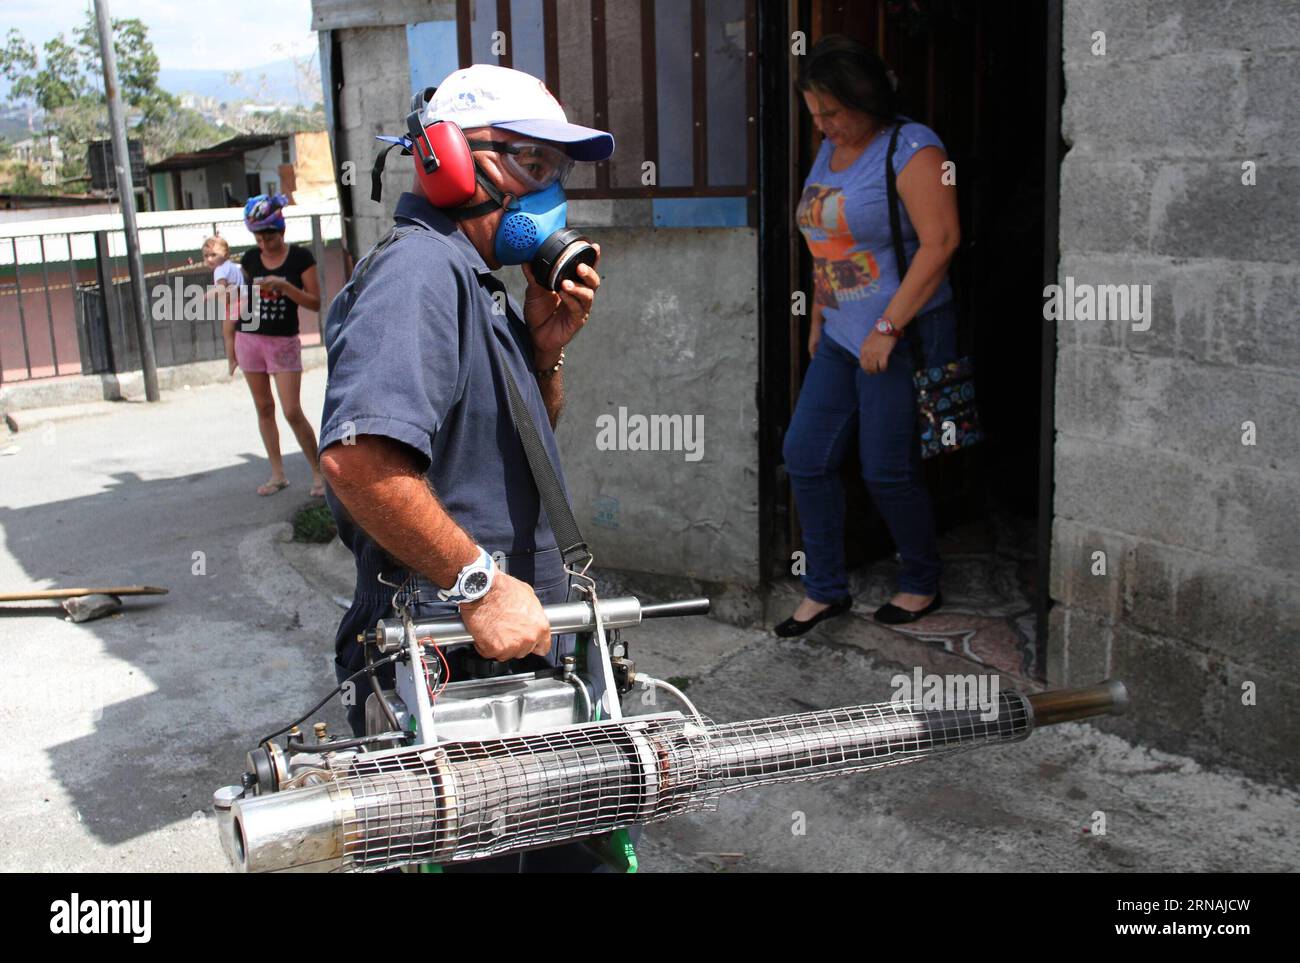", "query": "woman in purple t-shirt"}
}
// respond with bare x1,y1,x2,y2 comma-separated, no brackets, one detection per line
775,36,961,636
